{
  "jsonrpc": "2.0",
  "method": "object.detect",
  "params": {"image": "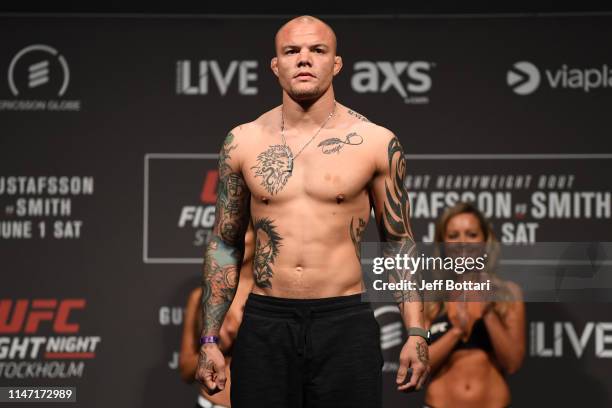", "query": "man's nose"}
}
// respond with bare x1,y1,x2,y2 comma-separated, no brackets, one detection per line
297,49,312,66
